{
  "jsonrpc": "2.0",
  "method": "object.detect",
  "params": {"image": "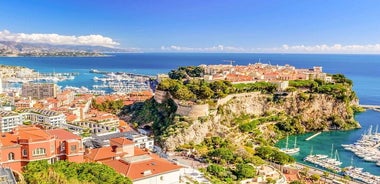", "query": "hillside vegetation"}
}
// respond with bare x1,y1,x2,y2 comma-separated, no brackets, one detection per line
23,160,132,184
122,70,361,183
